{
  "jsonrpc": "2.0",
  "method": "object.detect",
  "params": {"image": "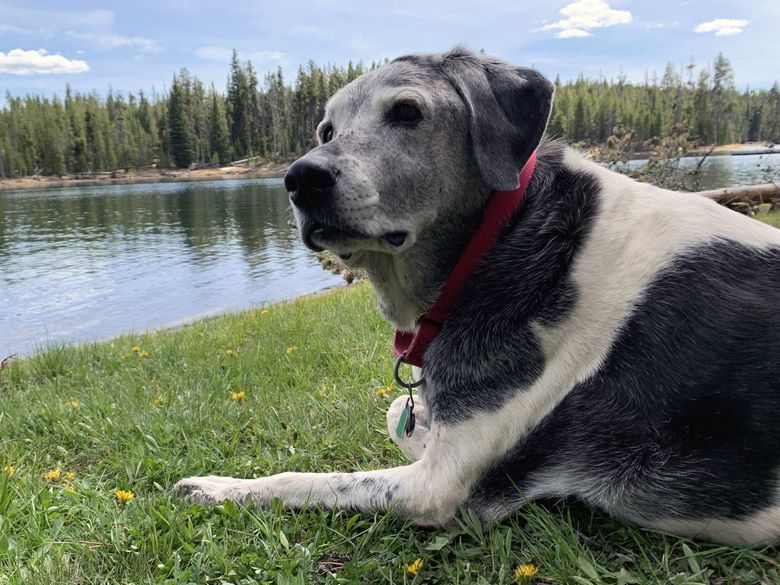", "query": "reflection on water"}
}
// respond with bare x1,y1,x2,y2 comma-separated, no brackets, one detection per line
0,178,343,355
2,153,779,355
